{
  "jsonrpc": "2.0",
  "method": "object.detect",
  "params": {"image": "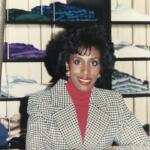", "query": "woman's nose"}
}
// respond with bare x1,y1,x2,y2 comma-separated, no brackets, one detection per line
81,64,89,75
